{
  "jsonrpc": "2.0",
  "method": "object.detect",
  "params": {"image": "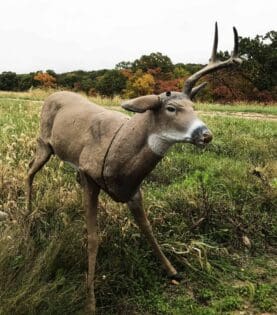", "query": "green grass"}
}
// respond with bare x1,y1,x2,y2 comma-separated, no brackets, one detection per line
0,89,53,101
195,102,277,115
0,92,276,314
0,89,277,114
0,90,122,107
